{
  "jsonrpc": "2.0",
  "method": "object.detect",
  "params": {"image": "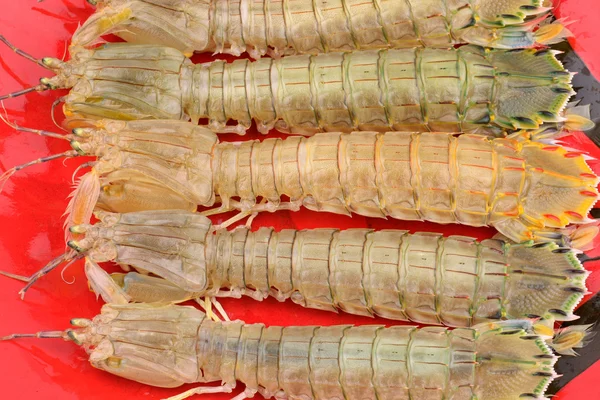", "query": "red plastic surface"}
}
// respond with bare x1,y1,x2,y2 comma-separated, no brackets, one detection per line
0,1,599,399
